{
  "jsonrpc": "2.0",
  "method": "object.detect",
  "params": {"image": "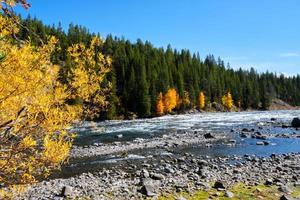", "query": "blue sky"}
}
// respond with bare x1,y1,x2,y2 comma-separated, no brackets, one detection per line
16,0,300,75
